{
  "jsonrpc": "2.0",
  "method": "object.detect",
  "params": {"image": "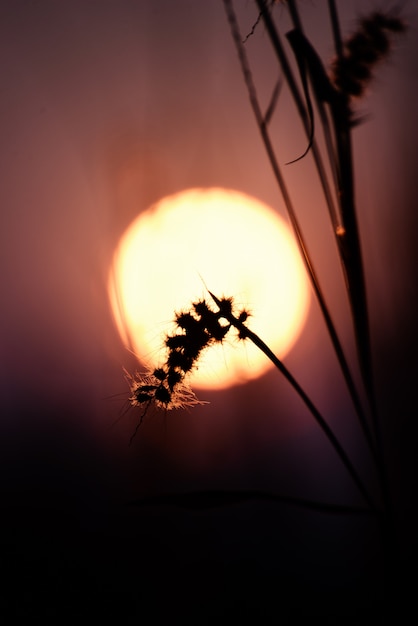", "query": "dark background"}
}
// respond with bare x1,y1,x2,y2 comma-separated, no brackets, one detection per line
1,1,417,622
